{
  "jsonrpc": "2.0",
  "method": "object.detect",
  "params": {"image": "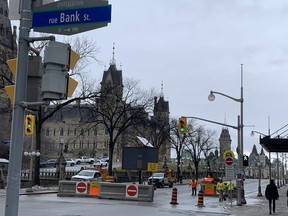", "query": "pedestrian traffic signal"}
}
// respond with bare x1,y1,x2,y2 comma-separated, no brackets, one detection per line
243,155,249,166
41,41,79,100
25,114,34,135
178,117,187,134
